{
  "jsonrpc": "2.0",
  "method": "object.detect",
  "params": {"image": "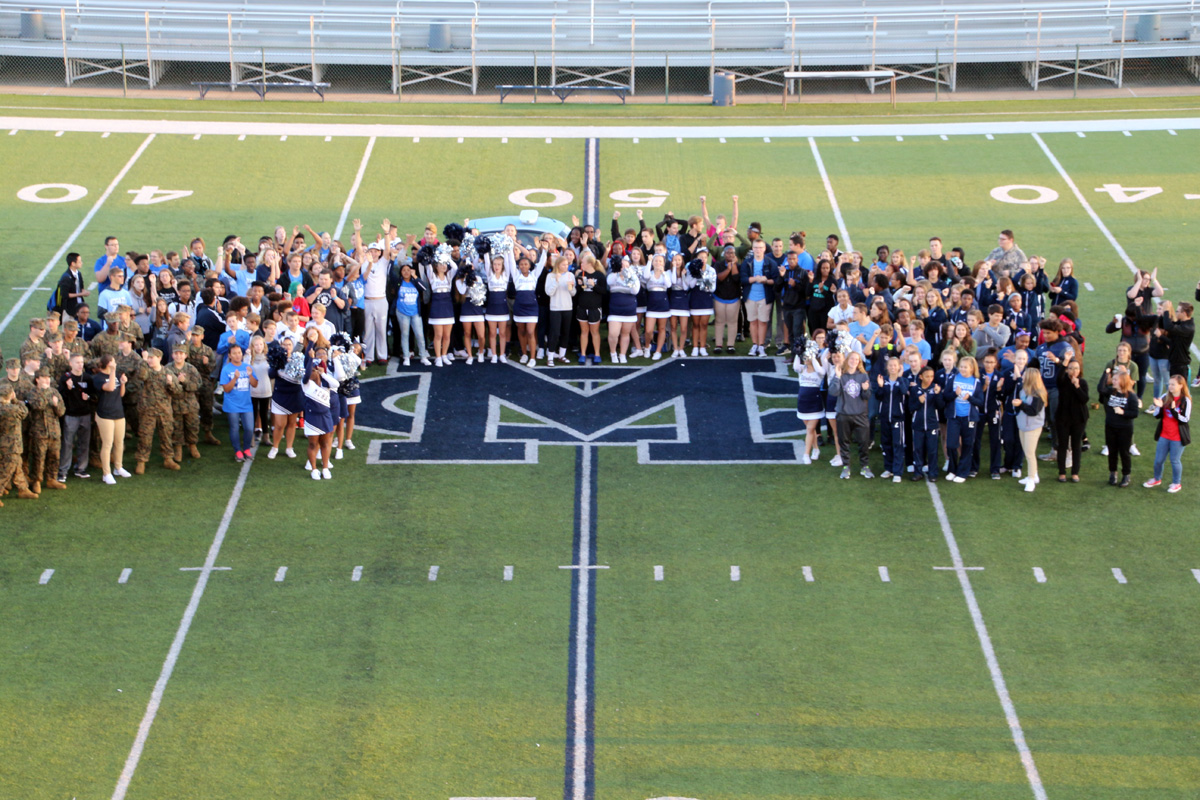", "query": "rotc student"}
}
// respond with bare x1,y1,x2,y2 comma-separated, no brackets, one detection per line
61,320,91,360
166,344,202,461
0,386,39,505
89,311,122,365
25,369,66,494
19,318,46,364
115,332,144,438
185,326,221,445
0,357,29,399
116,304,139,342
42,333,70,380
134,348,181,474
43,312,61,340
